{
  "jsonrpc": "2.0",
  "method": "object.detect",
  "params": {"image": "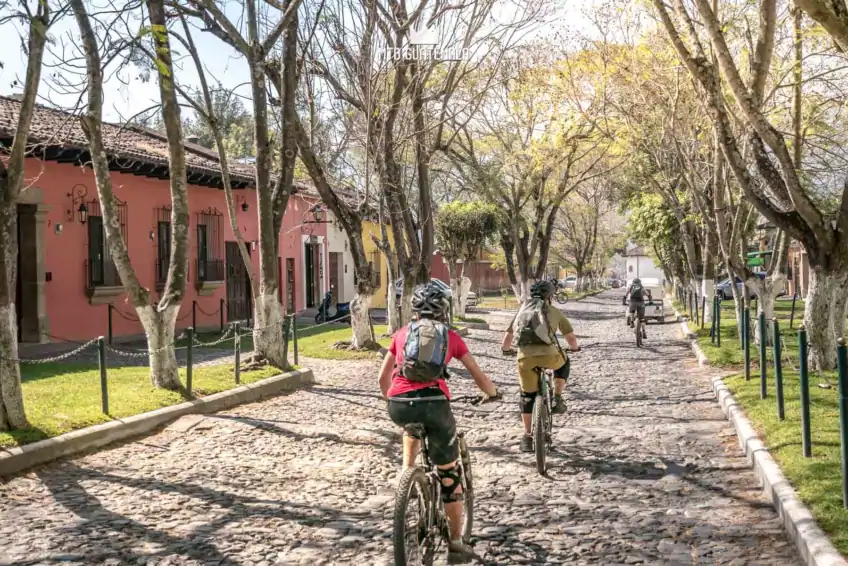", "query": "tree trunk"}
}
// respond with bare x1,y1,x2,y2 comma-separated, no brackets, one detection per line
252,291,288,369
447,260,459,319
805,268,848,371
400,276,415,326
458,276,471,317
0,203,26,427
136,305,180,387
350,292,376,346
